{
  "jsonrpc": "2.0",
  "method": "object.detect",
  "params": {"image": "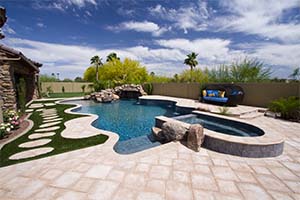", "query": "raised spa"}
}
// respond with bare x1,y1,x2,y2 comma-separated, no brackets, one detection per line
174,113,265,137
